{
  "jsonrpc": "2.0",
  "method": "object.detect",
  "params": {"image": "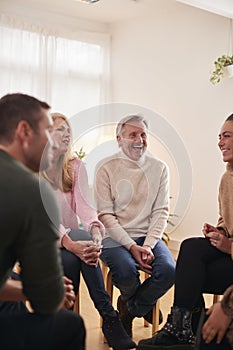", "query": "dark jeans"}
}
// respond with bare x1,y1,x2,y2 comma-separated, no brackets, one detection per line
174,237,233,309
100,237,175,317
0,310,85,350
61,229,114,317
